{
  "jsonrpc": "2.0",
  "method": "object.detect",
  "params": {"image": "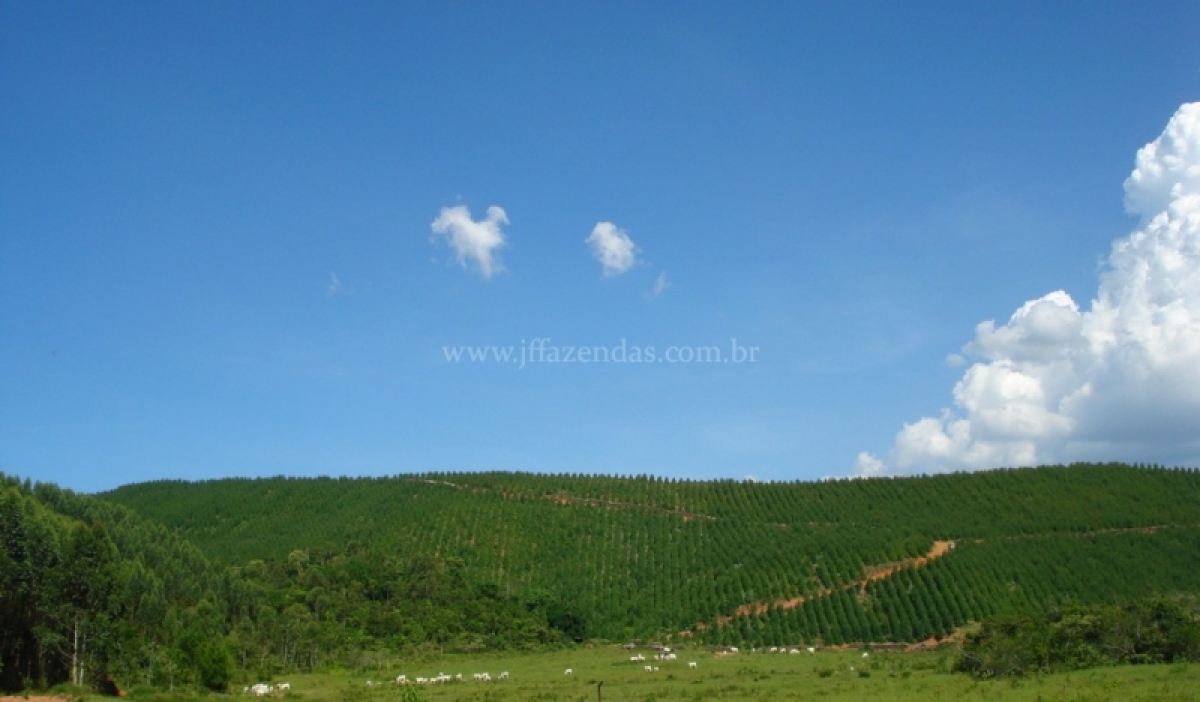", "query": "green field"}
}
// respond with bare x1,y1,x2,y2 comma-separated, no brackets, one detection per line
112,648,1200,702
